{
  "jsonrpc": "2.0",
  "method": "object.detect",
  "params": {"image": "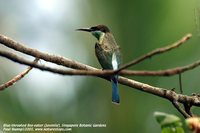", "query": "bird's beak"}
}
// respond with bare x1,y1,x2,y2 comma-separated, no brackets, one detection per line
76,28,93,32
